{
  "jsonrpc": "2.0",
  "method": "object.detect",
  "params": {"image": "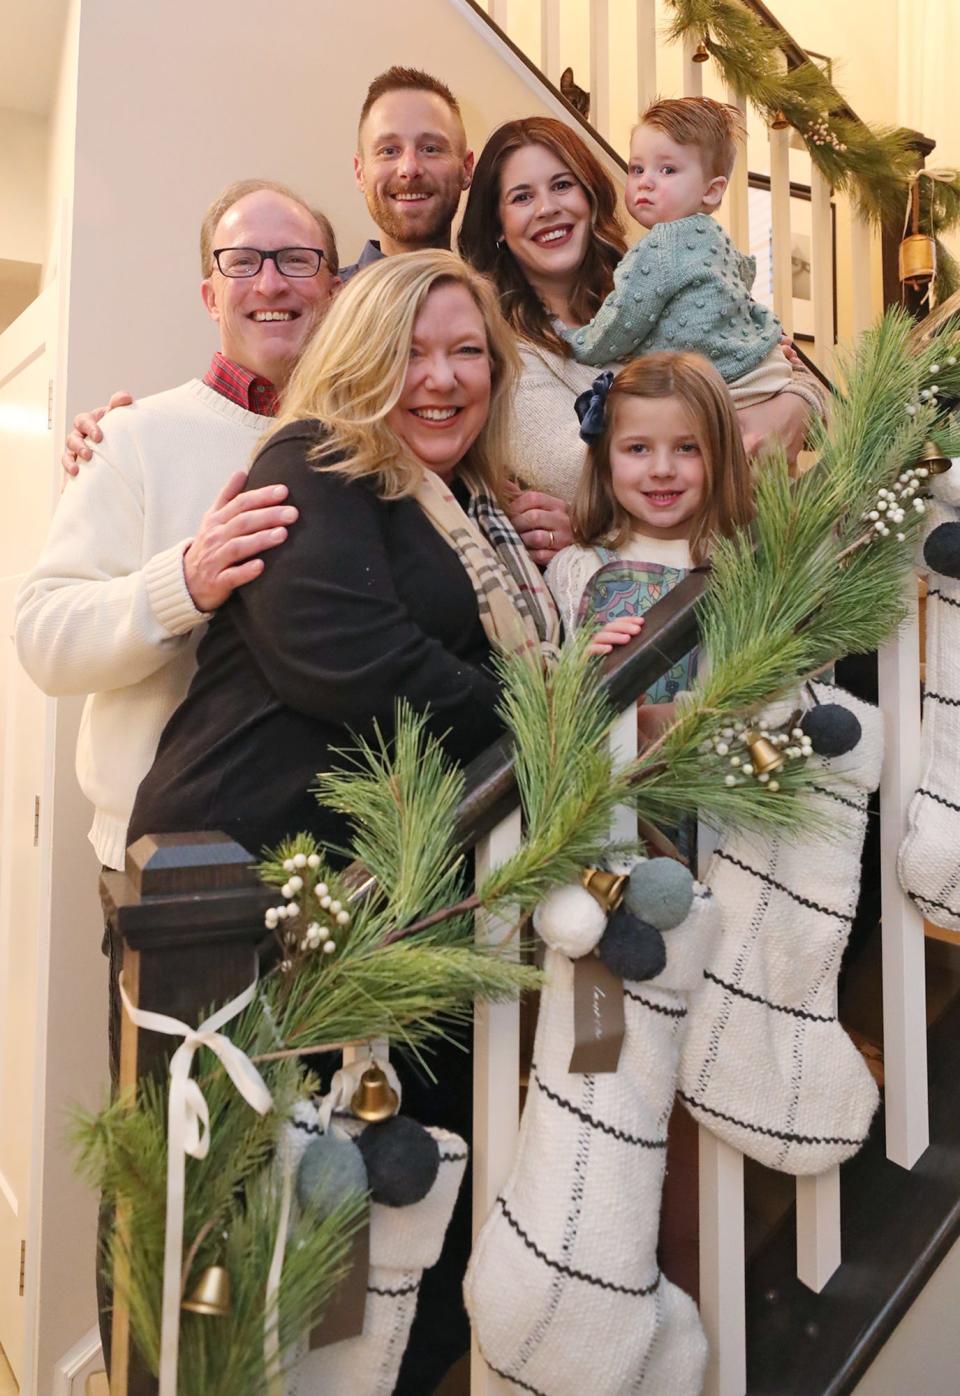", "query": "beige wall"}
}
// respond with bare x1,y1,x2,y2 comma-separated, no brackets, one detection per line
0,108,48,264
852,1237,960,1396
